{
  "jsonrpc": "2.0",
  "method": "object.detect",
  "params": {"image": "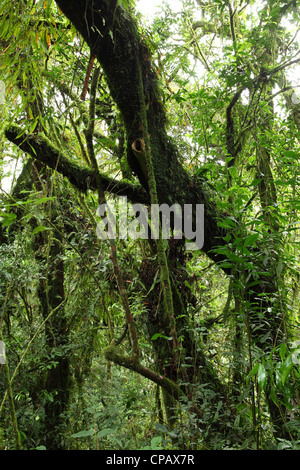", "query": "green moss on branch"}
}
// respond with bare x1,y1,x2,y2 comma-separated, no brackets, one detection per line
4,124,148,203
103,345,186,402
